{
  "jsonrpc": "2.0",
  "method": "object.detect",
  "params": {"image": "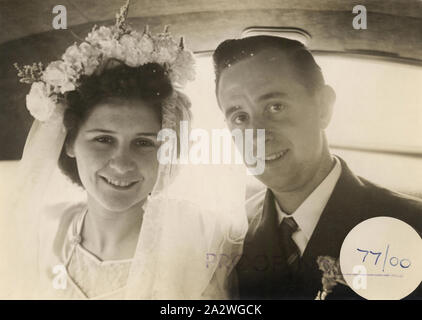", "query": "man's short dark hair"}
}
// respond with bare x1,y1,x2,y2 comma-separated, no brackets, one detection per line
213,36,325,94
